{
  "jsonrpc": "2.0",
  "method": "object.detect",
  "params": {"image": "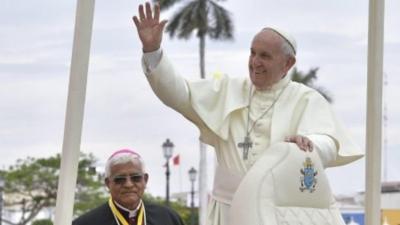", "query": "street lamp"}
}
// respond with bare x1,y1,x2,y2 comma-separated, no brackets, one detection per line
188,167,197,225
162,138,174,206
0,175,5,225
